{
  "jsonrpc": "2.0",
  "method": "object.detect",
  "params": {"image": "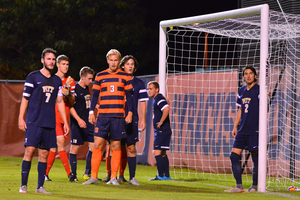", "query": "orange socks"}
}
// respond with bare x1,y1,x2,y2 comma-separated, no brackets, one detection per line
111,149,121,179
46,150,56,176
119,145,127,176
58,150,71,176
91,148,102,179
